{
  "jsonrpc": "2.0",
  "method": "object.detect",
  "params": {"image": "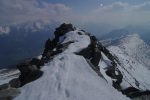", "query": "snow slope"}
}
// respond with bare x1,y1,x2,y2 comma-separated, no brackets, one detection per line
112,34,150,68
14,30,129,100
14,53,129,100
108,46,150,90
107,34,150,90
